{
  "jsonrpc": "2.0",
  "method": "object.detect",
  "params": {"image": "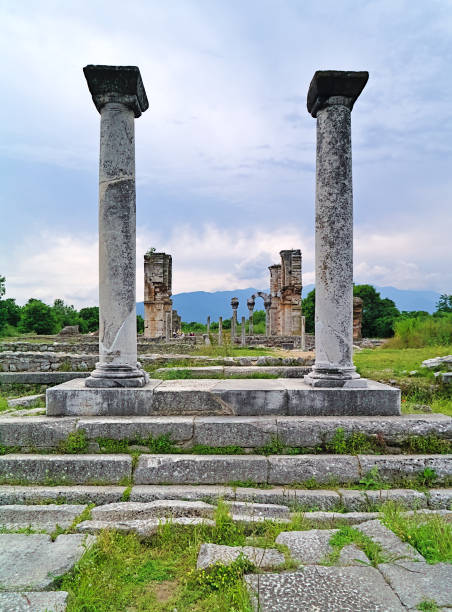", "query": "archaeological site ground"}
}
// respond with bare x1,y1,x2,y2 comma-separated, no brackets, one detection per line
0,65,451,612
